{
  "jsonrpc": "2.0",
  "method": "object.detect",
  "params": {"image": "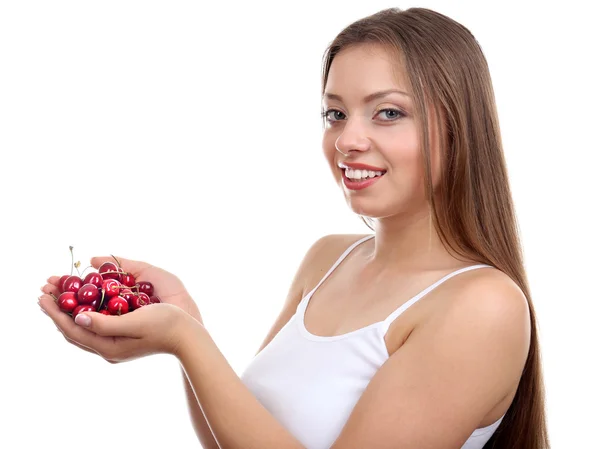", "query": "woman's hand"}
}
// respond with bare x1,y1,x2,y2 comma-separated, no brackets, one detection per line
39,255,203,359
38,298,194,362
